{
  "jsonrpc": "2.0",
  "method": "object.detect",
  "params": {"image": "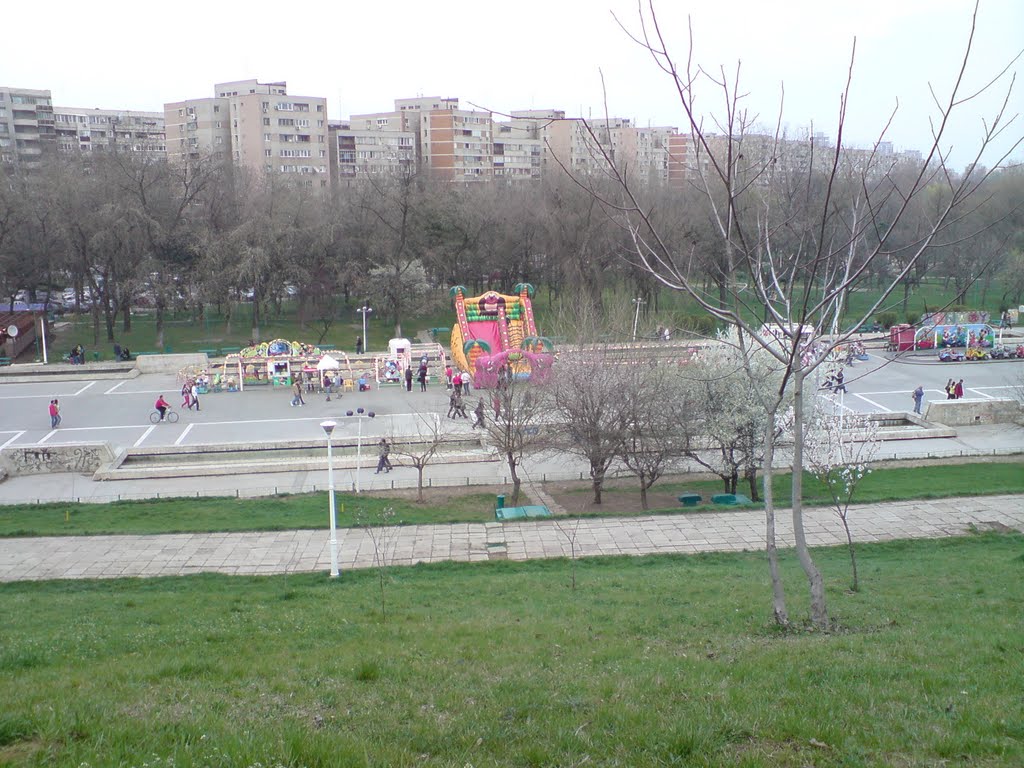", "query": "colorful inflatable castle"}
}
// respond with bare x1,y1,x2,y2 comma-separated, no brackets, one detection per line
449,284,555,389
